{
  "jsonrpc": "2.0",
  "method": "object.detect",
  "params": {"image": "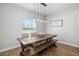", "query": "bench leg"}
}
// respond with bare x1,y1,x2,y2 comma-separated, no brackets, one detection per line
53,43,57,48
20,51,24,56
